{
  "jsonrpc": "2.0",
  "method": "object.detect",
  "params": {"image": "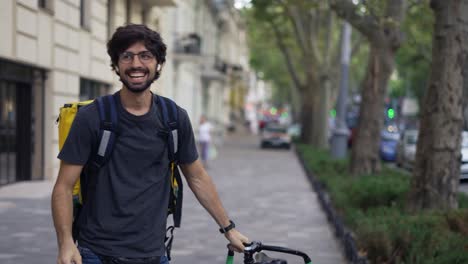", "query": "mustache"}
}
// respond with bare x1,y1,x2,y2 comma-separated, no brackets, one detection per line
124,67,149,75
